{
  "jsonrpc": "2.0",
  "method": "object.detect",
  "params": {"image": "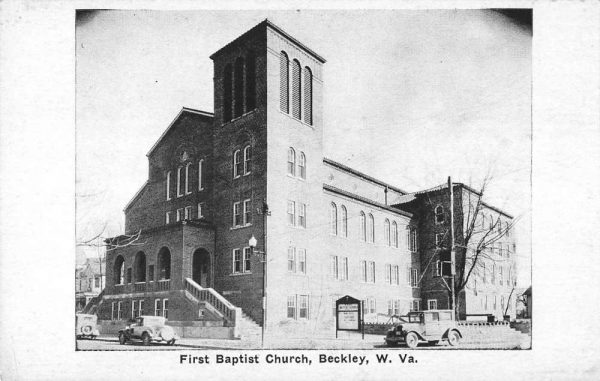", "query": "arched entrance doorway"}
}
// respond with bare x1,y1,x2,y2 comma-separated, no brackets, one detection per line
192,248,210,288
